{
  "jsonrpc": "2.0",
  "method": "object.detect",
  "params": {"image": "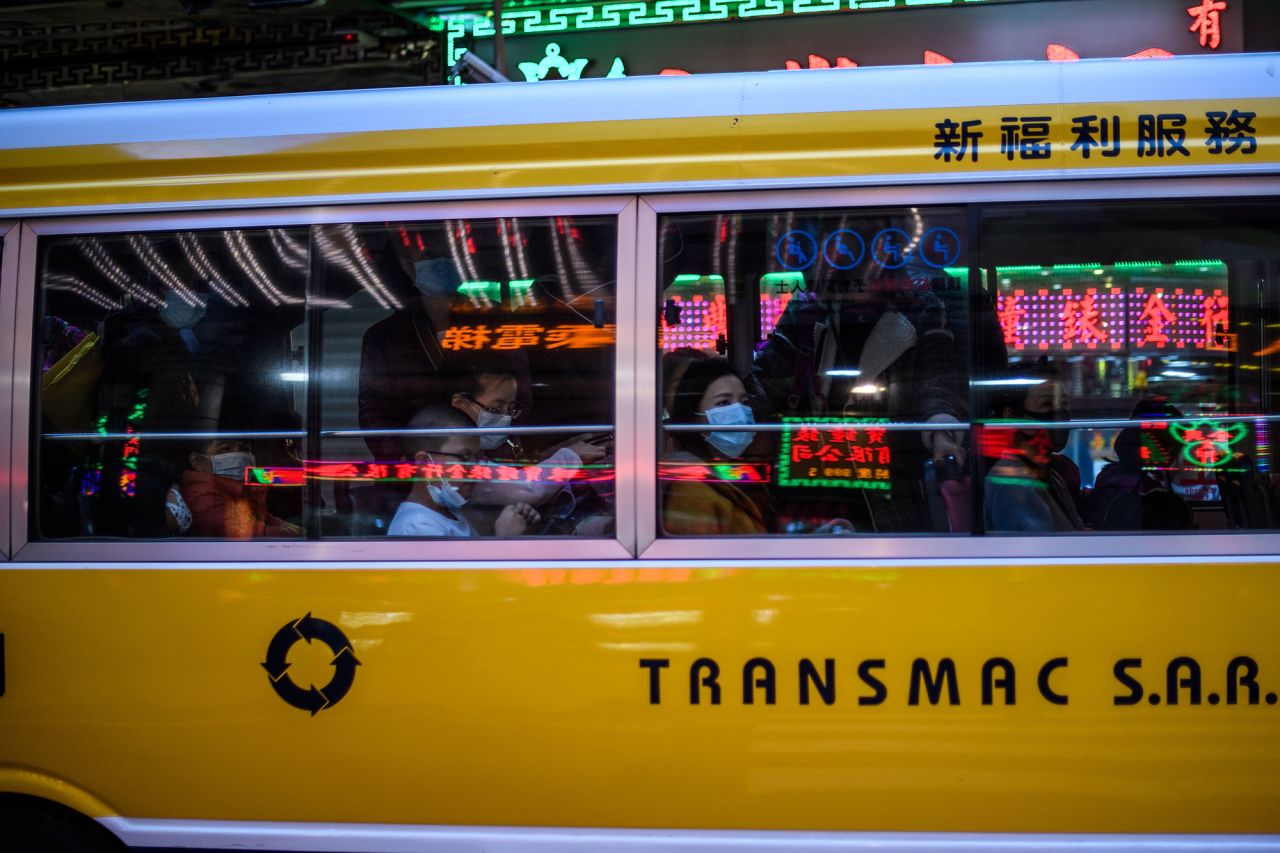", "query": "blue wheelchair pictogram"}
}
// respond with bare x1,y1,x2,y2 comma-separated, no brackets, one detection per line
920,227,961,269
871,228,911,270
776,230,817,271
821,229,865,270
